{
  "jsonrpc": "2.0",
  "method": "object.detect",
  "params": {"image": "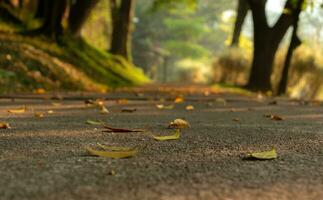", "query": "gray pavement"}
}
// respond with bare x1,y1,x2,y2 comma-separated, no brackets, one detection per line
0,87,322,200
